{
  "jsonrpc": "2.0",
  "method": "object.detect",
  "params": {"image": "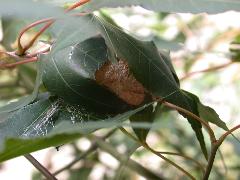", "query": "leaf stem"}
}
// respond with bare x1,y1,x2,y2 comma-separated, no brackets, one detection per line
21,21,55,54
16,18,54,55
24,154,57,180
